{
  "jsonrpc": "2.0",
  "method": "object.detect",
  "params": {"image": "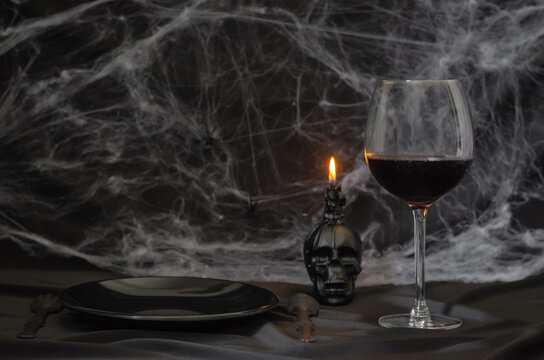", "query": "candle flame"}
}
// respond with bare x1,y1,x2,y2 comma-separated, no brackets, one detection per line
329,157,336,183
